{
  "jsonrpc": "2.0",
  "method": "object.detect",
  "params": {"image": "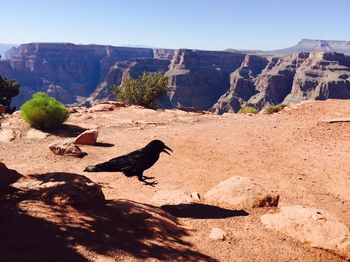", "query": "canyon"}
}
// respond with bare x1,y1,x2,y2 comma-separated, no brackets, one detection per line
0,40,350,113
